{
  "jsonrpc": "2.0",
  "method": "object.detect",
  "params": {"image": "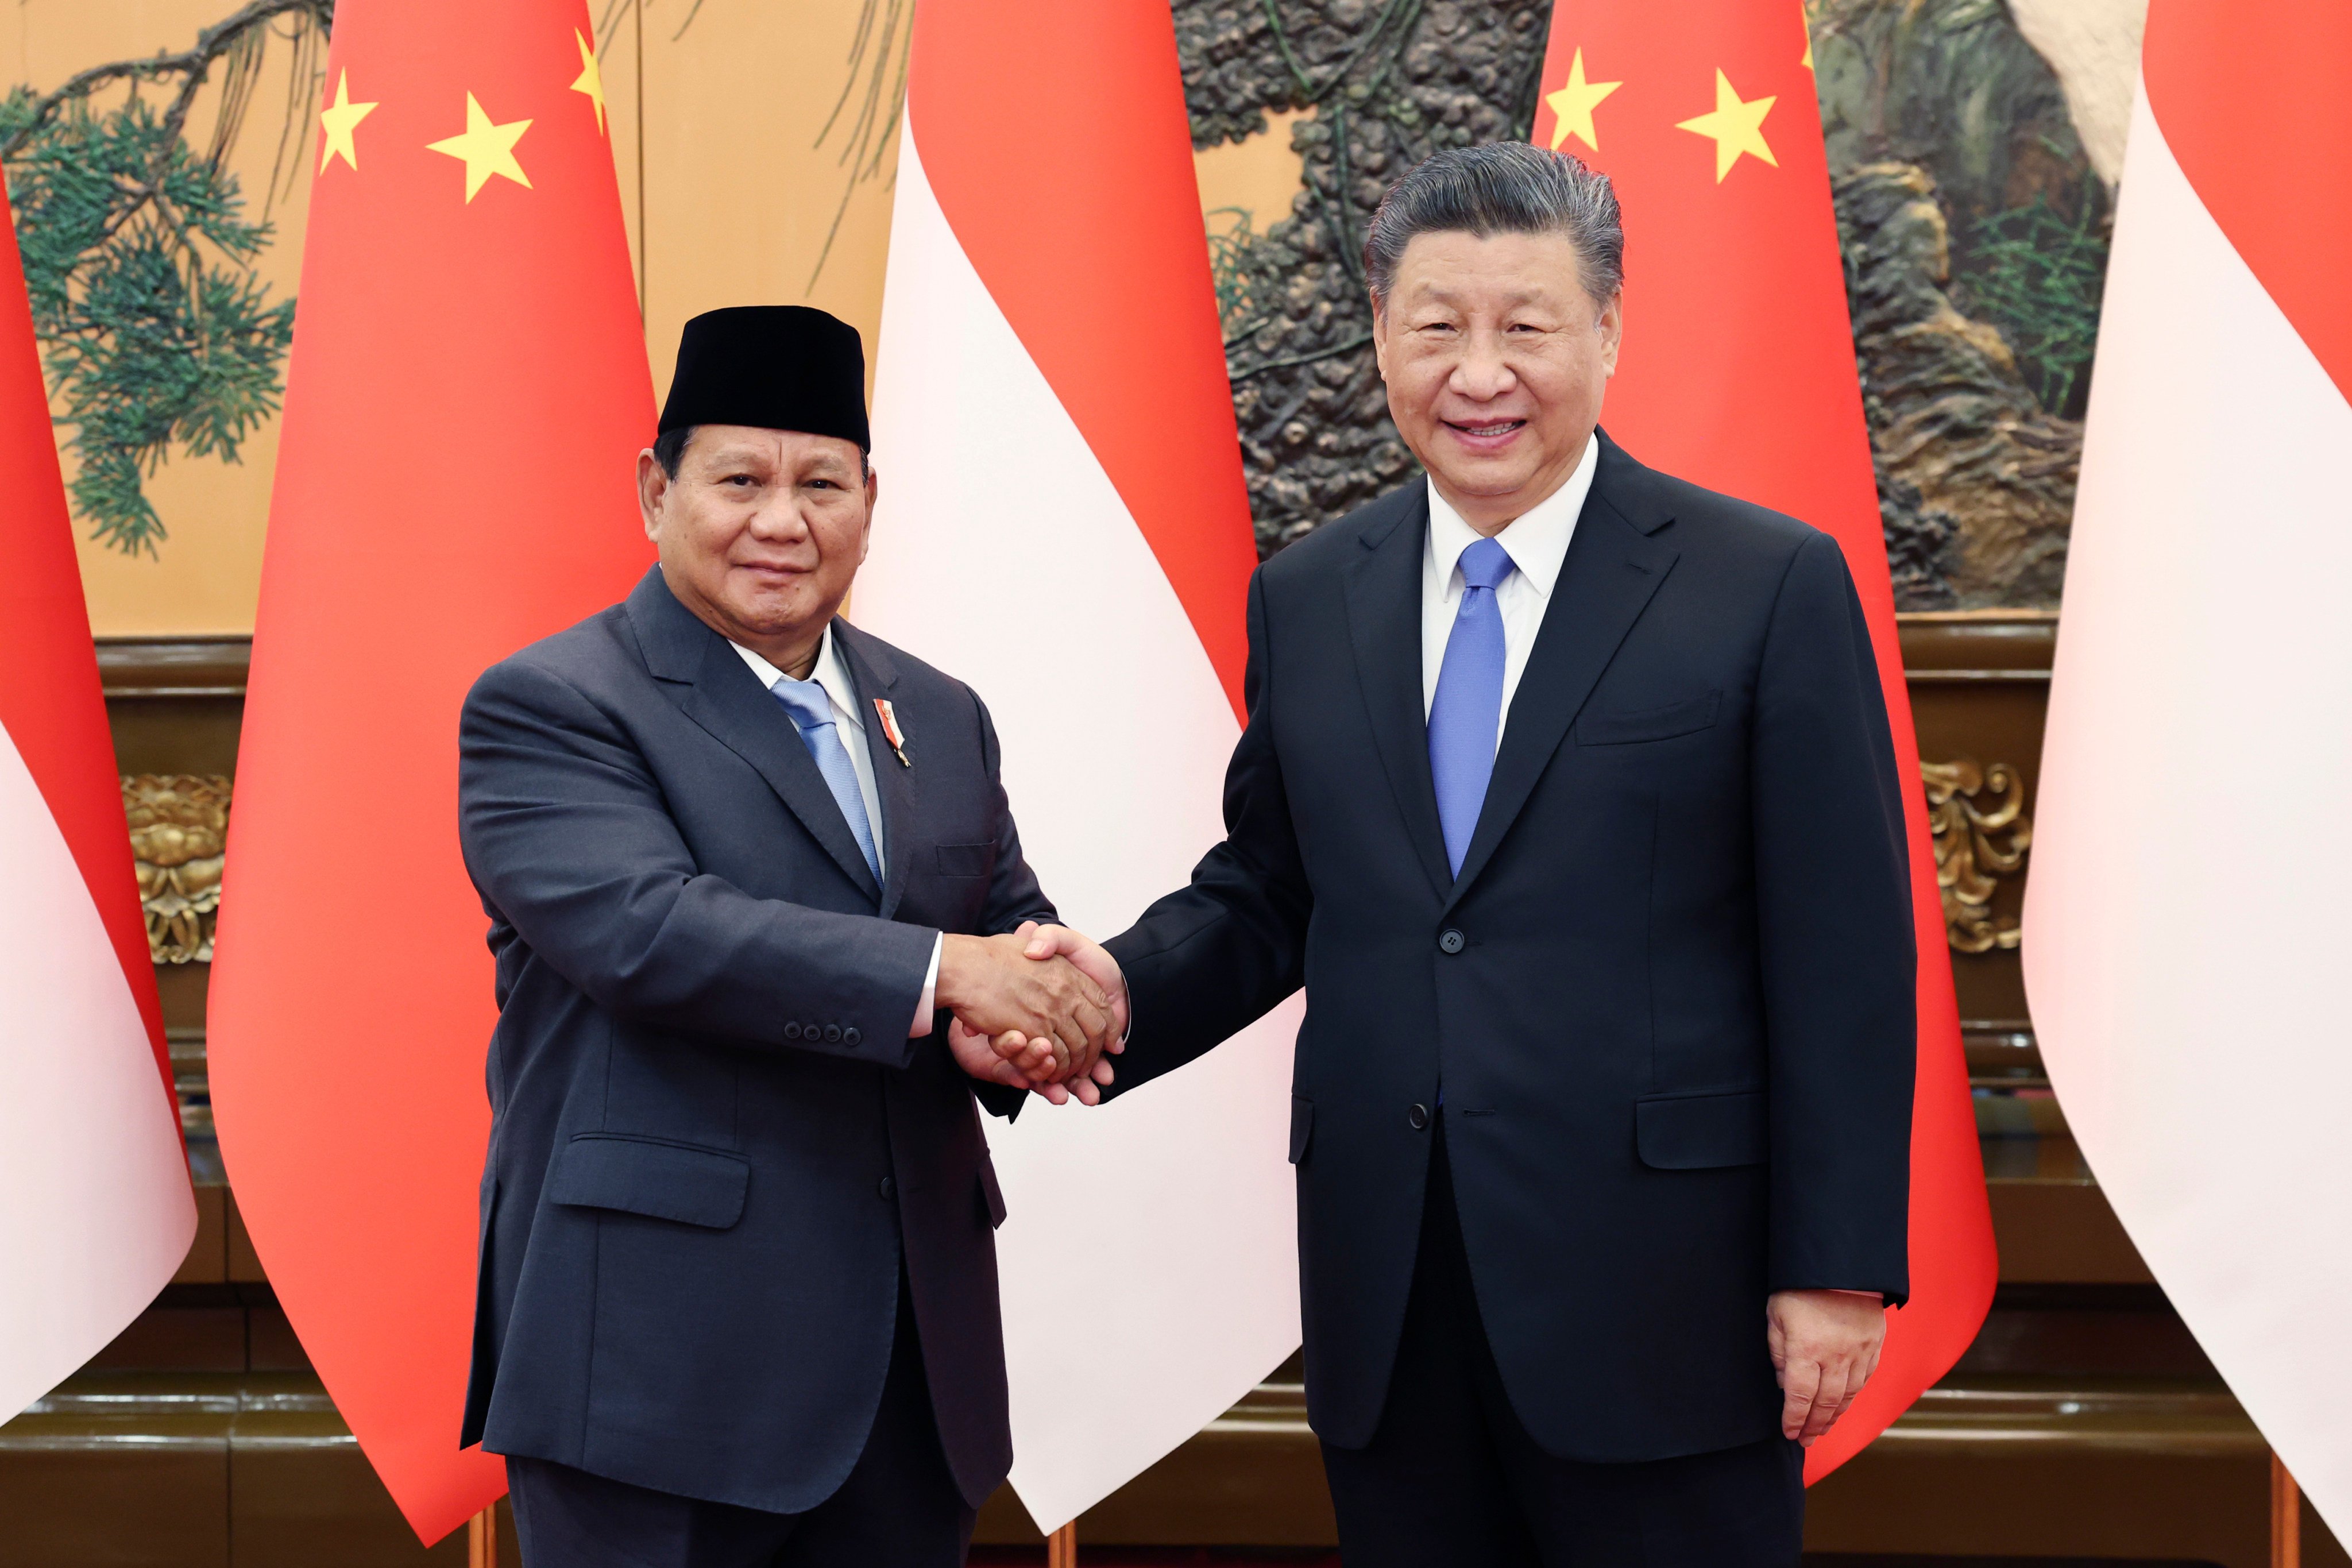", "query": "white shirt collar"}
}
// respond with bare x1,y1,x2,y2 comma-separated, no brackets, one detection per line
729,624,860,727
1425,430,1600,599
